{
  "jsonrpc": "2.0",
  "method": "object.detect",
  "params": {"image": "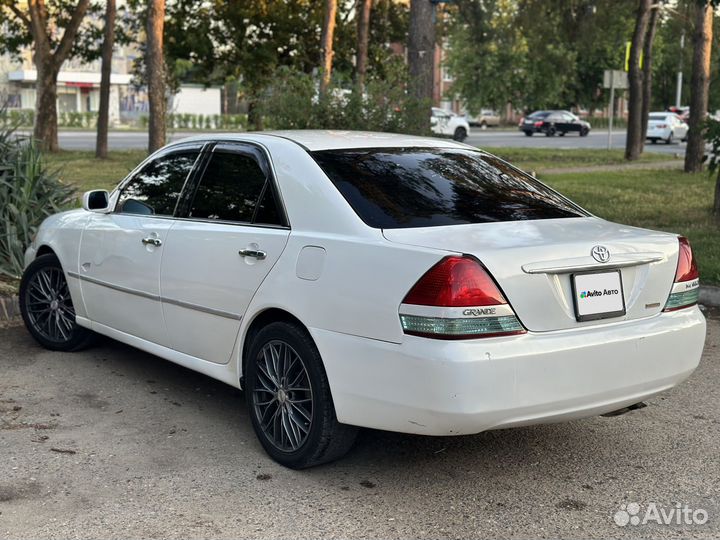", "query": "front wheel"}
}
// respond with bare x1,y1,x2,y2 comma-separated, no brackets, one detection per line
19,254,95,351
453,127,467,141
245,321,358,469
545,125,556,136
580,127,589,137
